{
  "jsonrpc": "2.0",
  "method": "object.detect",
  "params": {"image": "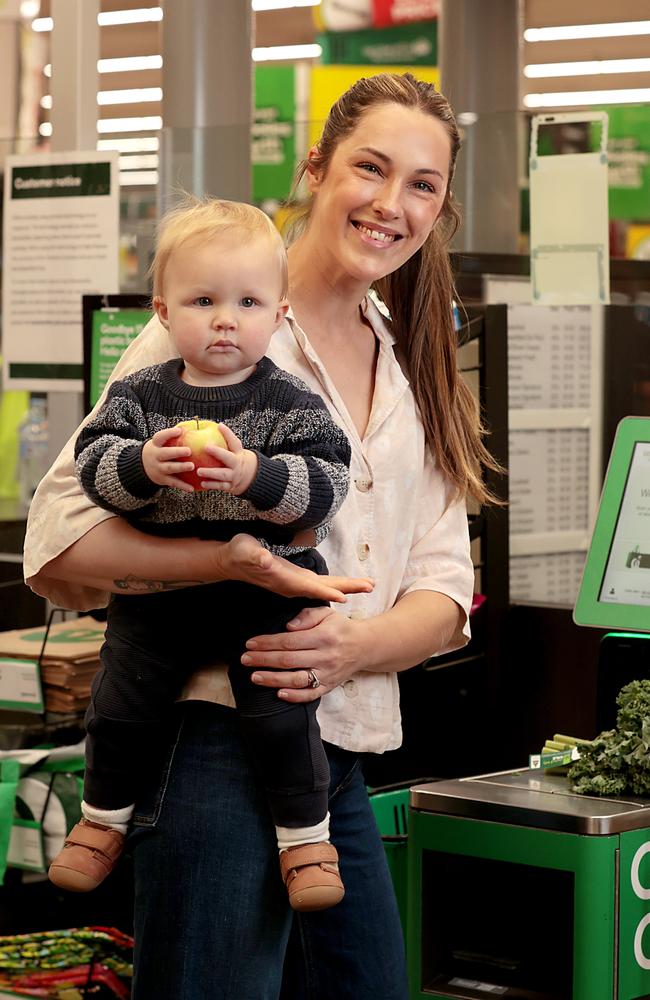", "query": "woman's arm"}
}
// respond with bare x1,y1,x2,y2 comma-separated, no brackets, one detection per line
42,518,373,604
241,589,465,702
